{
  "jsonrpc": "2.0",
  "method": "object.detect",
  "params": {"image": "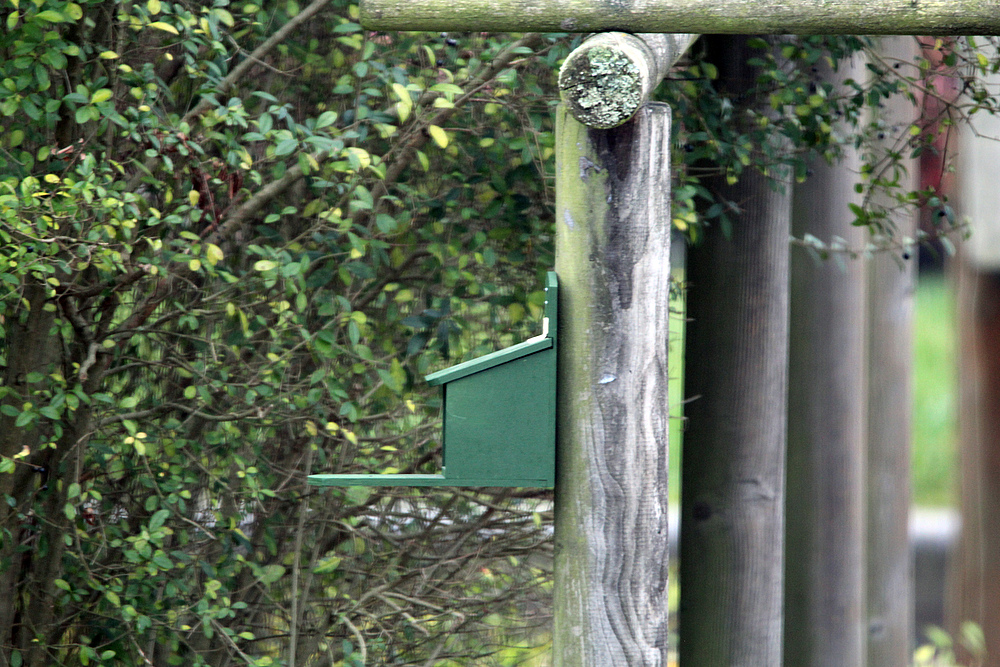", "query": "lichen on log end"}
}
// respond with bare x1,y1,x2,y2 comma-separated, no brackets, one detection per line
559,45,643,129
